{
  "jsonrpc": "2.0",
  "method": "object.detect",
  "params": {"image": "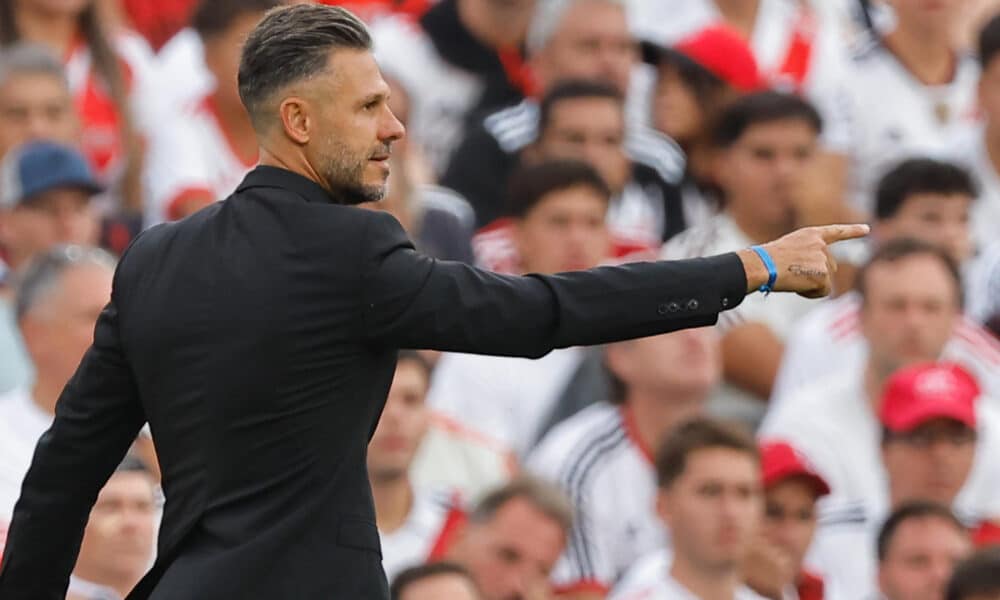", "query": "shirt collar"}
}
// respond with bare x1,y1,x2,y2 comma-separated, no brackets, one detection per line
68,575,122,600
235,166,337,206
